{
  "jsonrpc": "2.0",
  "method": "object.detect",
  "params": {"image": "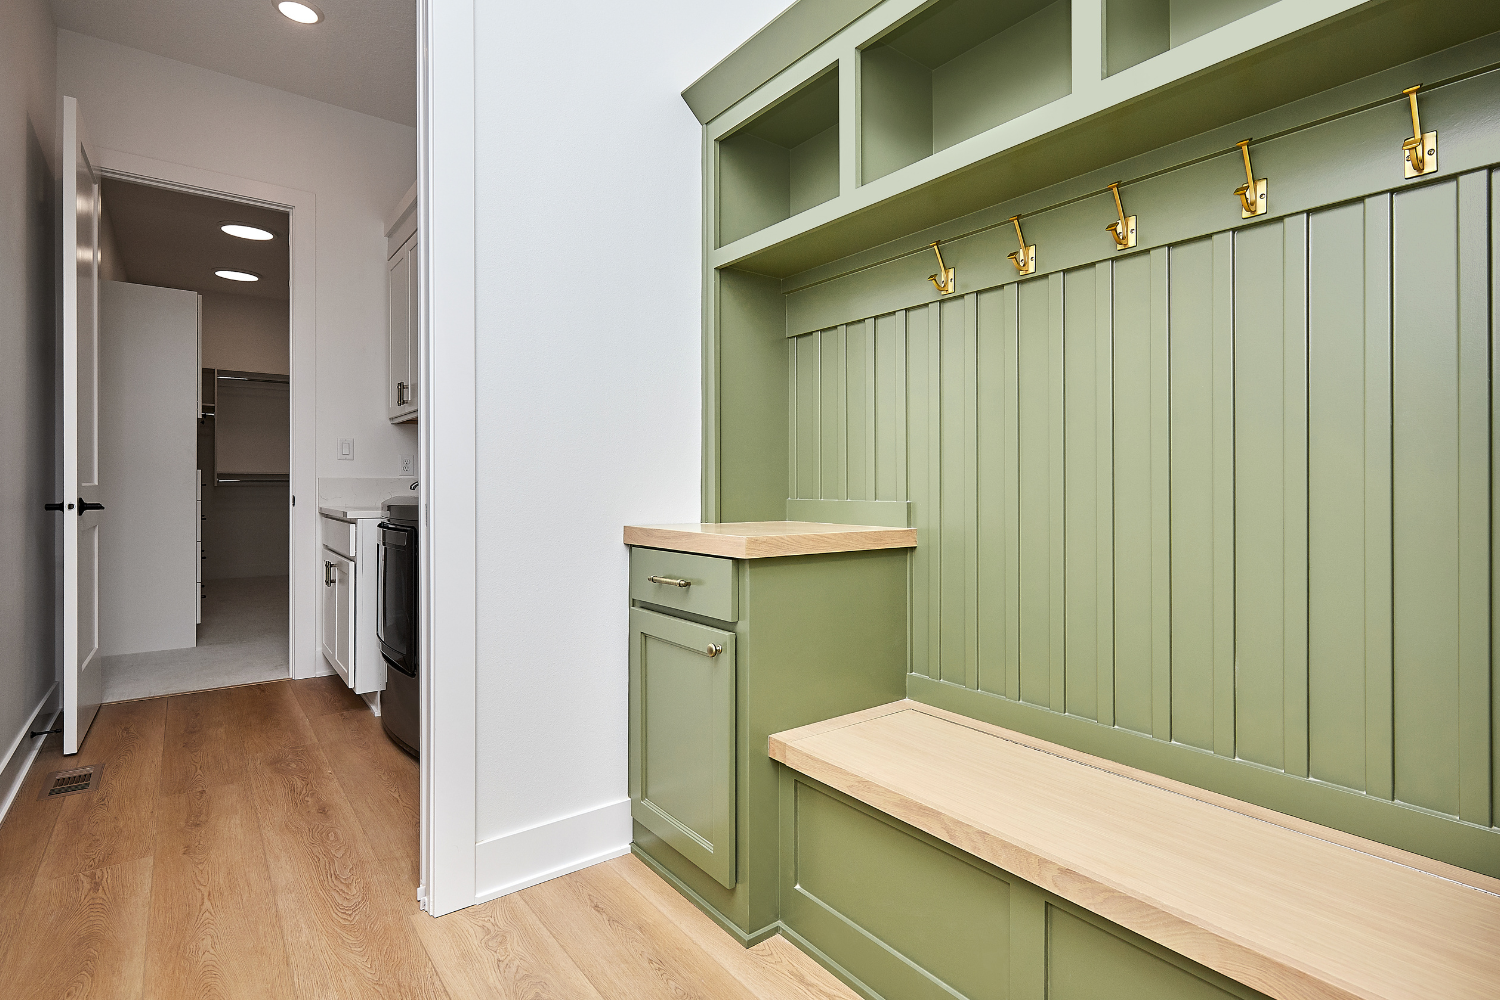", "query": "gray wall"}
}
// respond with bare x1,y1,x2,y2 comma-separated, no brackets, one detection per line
0,0,57,786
